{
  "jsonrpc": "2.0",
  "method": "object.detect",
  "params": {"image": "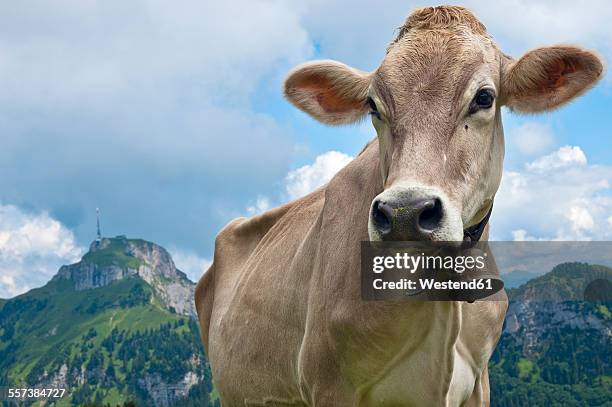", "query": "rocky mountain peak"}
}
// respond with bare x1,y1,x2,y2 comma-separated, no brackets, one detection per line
53,236,196,316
